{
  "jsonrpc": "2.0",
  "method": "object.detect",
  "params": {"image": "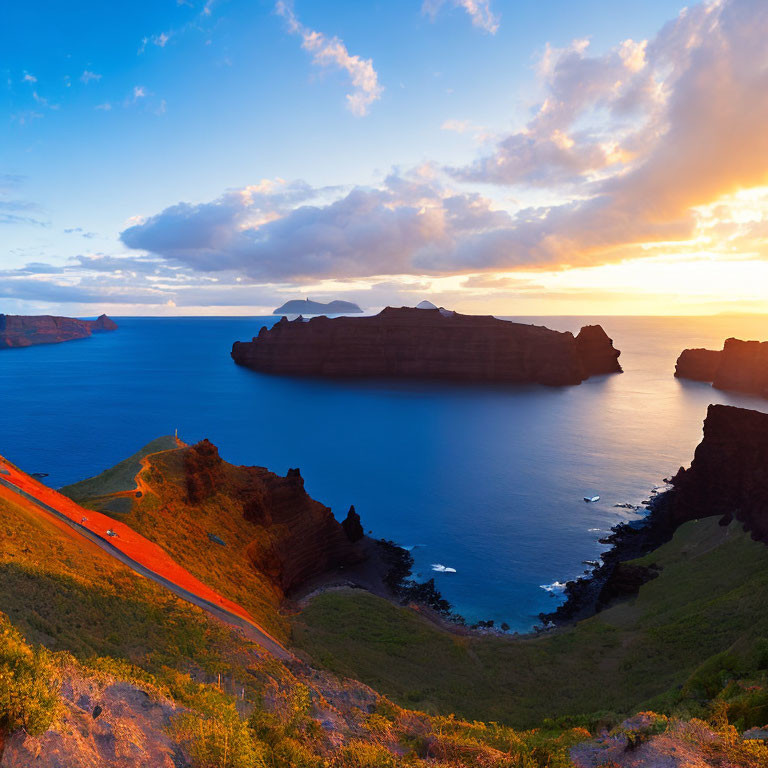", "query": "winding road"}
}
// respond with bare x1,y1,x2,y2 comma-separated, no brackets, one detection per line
0,457,293,661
